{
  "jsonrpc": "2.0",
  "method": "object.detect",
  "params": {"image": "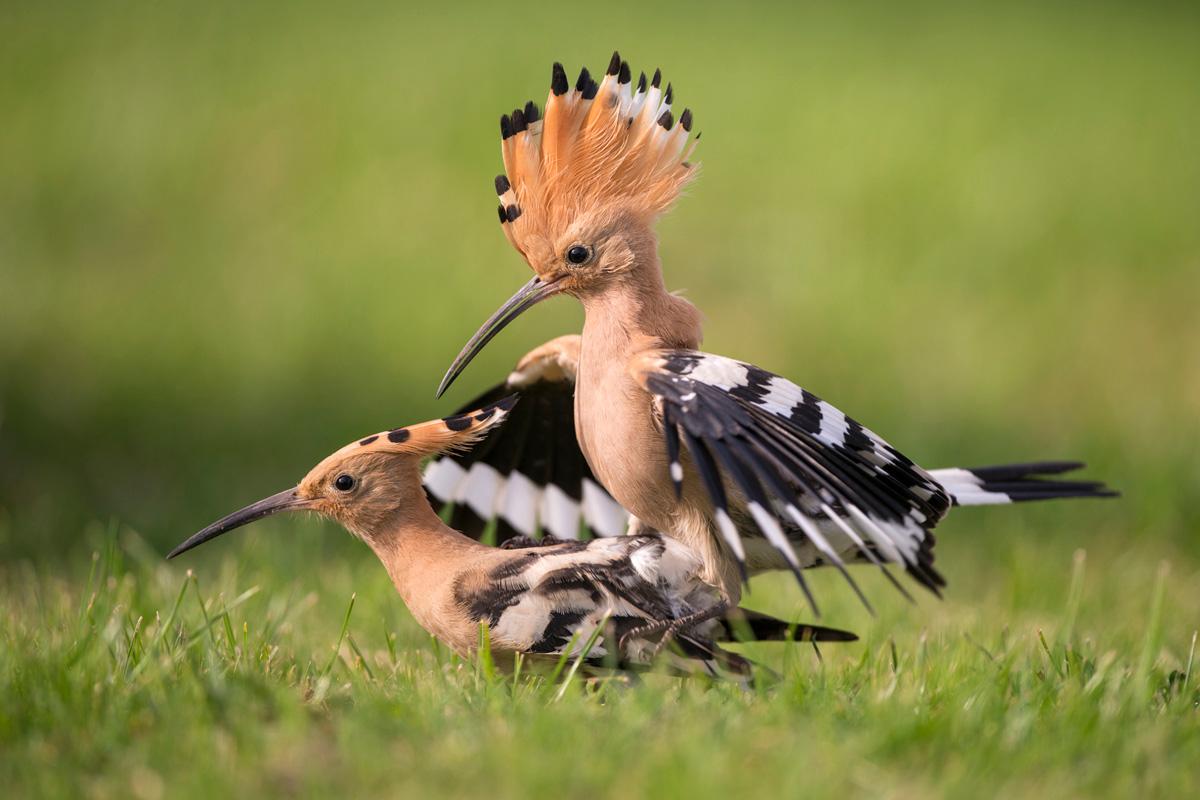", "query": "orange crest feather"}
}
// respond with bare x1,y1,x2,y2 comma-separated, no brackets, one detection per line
314,396,517,474
495,52,700,260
